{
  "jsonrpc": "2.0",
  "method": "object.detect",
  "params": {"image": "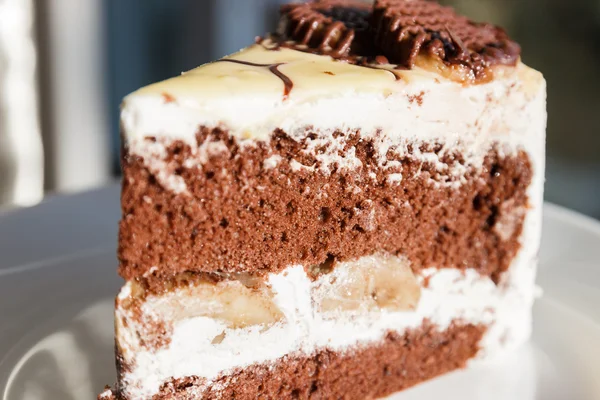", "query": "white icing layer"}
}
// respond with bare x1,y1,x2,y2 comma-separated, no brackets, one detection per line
120,41,546,194
121,41,543,144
